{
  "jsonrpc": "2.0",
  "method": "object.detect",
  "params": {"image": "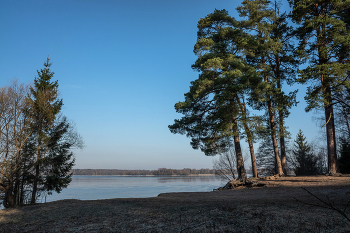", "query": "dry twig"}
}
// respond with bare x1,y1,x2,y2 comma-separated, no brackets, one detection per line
294,187,350,222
